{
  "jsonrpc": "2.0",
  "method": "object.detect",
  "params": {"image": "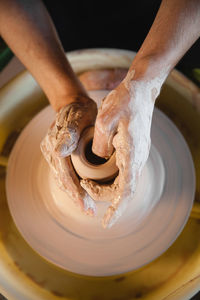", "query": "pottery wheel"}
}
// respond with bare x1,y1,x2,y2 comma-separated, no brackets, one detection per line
6,90,195,276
